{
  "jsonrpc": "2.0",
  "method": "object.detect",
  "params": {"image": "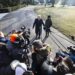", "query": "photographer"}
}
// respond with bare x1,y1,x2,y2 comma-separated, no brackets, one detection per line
32,40,53,75
19,26,30,46
6,33,25,61
0,42,14,75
